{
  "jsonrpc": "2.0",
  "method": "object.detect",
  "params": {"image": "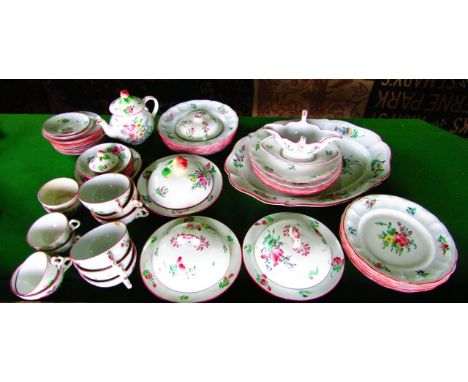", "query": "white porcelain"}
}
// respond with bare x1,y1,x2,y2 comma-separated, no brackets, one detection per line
93,204,149,225
103,90,159,145
92,180,139,217
225,119,391,207
175,110,223,141
138,155,222,217
263,110,342,161
341,194,457,284
11,252,72,298
27,213,80,251
79,173,132,215
76,240,135,281
44,198,81,217
42,112,90,136
158,99,238,147
70,222,131,270
148,155,214,209
38,177,79,211
76,143,132,179
243,213,345,301
249,129,342,183
140,216,242,302
80,243,137,288
88,150,119,173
